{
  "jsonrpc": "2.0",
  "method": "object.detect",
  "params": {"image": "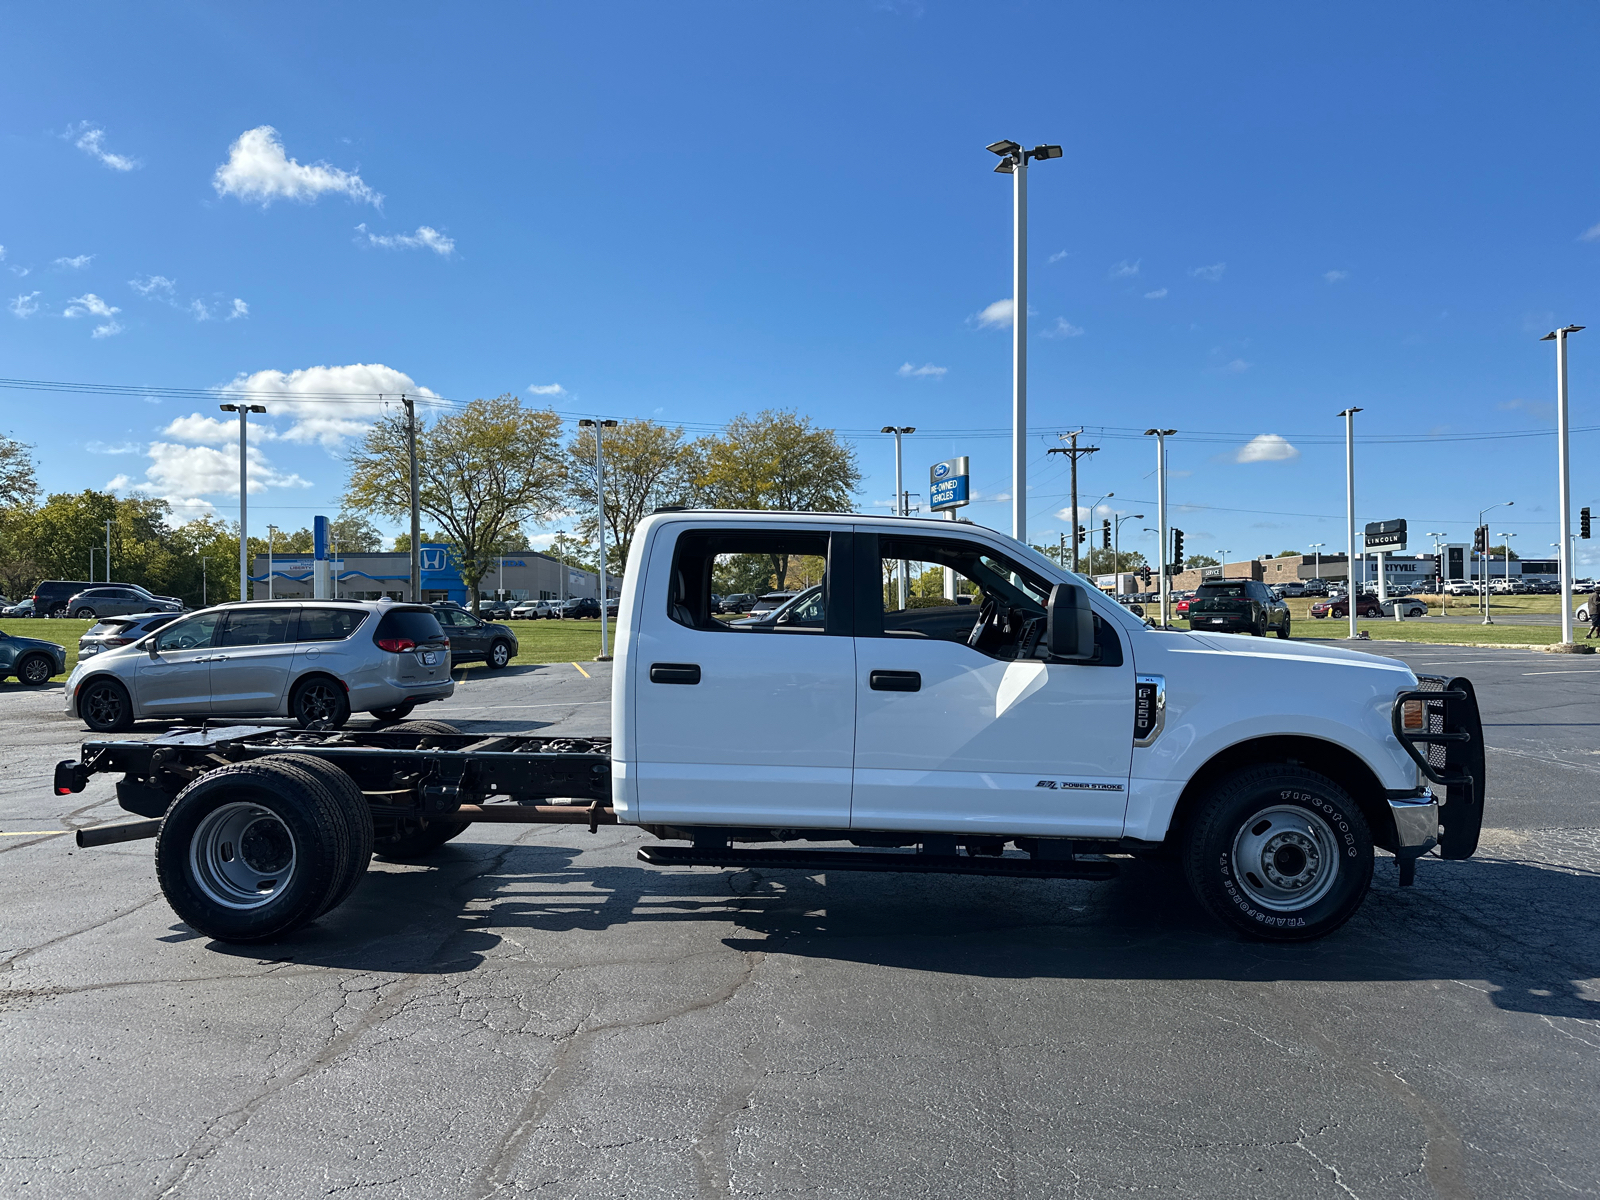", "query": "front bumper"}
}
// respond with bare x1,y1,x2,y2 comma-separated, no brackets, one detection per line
1389,675,1487,878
